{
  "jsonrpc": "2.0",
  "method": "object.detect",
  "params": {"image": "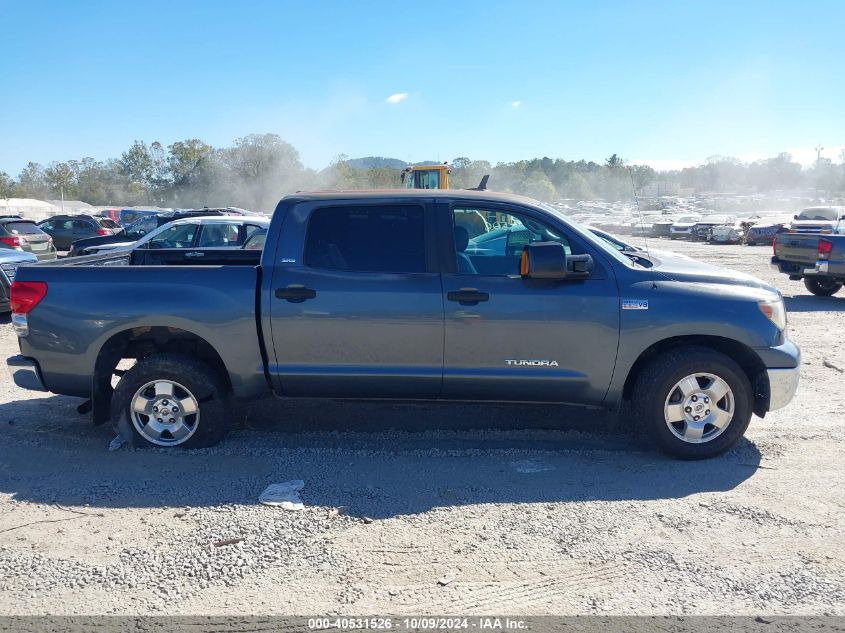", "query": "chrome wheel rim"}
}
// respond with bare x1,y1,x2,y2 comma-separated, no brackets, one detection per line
130,380,200,447
663,373,734,444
